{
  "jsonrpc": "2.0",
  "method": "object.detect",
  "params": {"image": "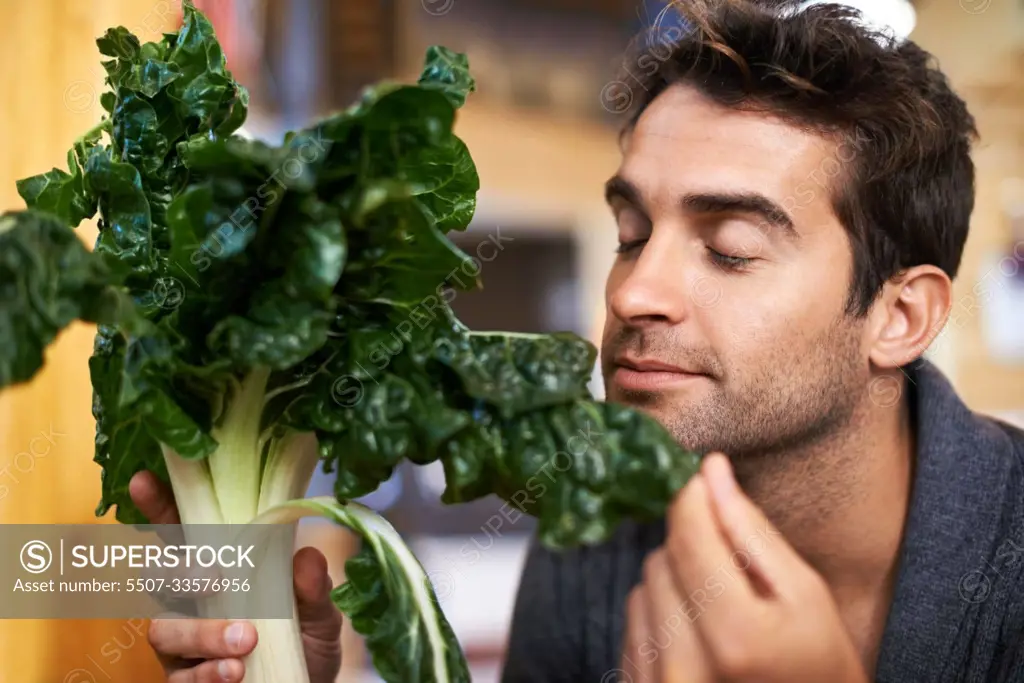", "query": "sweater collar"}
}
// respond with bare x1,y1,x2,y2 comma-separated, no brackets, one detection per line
874,359,1018,682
